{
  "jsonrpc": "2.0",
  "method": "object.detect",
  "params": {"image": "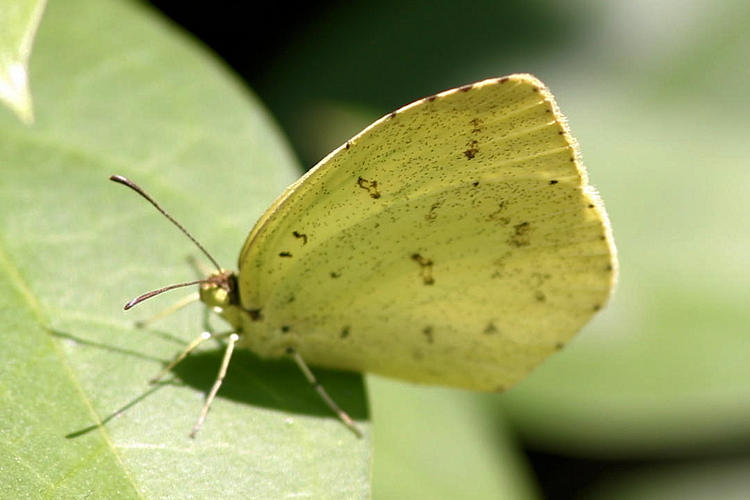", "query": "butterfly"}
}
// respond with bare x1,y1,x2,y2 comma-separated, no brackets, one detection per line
112,73,617,437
